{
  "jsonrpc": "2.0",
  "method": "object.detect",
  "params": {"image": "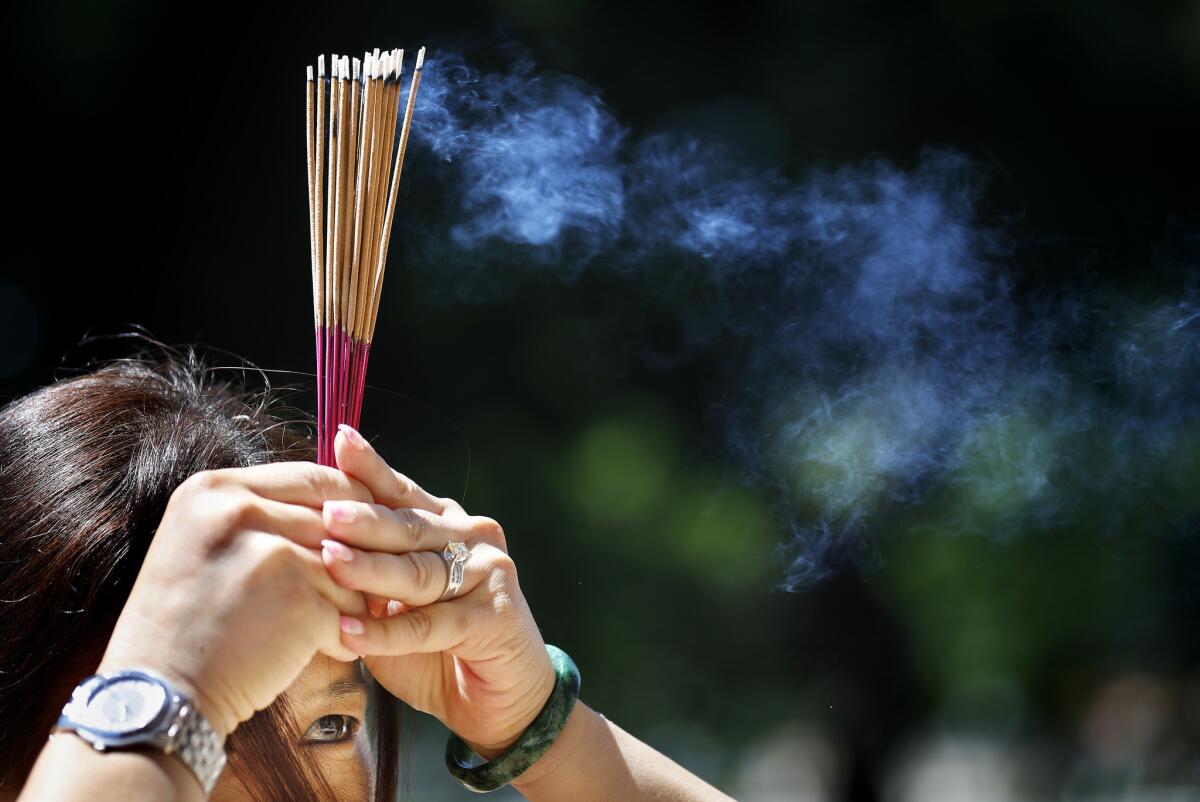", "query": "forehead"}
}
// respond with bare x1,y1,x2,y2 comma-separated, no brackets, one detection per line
288,653,369,707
